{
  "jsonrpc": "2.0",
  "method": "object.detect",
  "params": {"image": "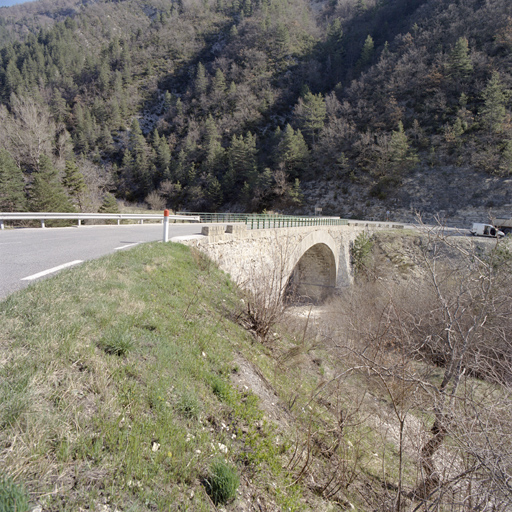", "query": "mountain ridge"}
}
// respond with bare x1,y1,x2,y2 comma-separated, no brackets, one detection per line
0,0,511,223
